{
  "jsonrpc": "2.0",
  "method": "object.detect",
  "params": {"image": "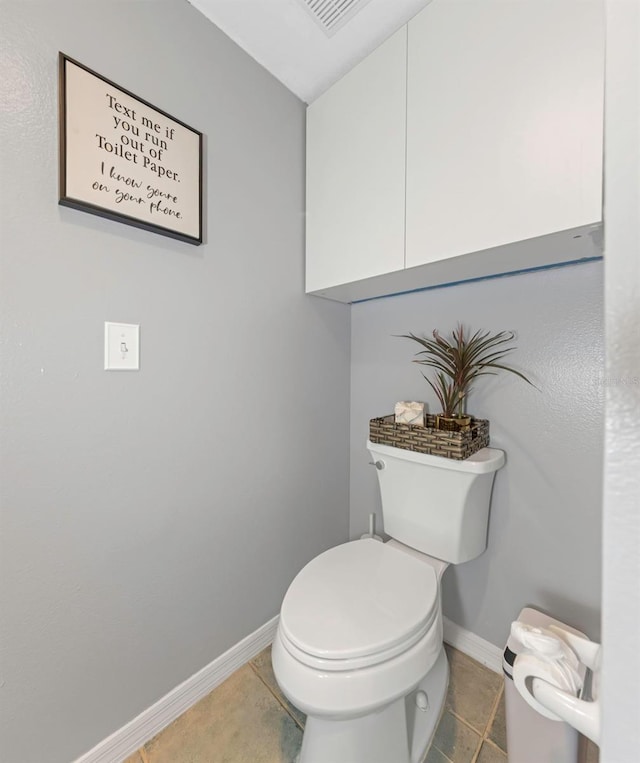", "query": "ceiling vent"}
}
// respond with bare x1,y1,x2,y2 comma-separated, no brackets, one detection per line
299,0,375,37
